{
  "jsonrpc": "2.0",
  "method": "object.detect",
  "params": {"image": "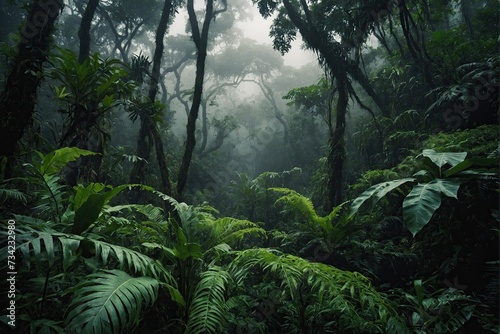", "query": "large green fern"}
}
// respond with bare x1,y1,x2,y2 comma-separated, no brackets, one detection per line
65,269,159,334
270,187,351,244
11,227,176,285
229,248,404,332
